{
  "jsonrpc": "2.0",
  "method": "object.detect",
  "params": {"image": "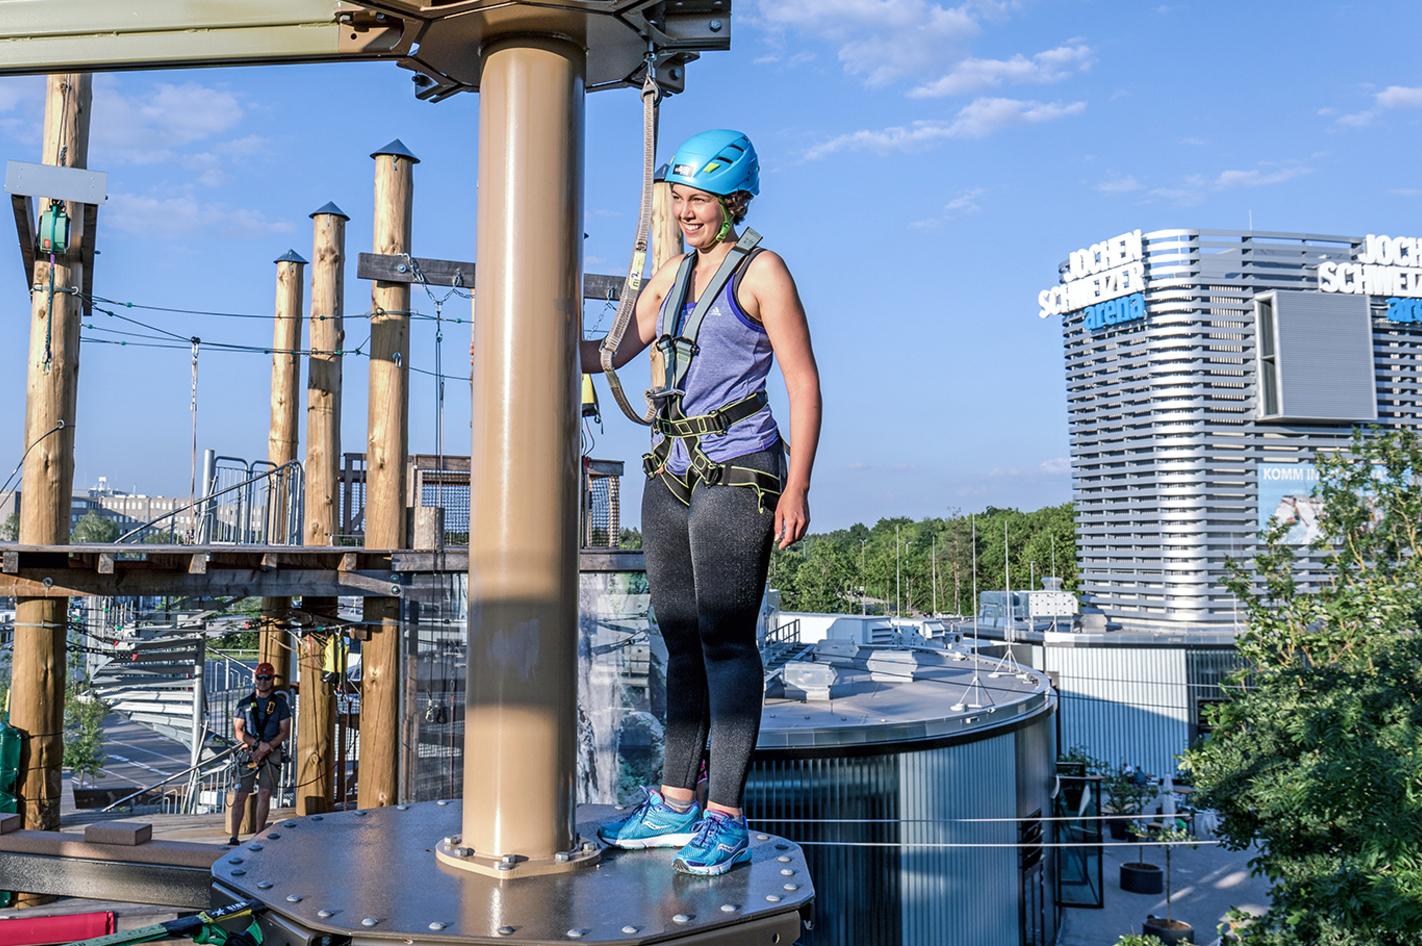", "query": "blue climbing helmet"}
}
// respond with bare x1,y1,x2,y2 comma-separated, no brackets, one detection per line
664,130,759,197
